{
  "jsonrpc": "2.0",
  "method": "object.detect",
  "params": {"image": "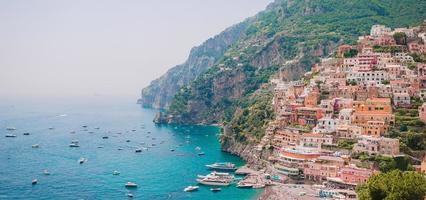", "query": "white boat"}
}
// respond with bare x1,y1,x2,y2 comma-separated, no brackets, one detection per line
211,187,221,192
196,177,232,186
252,184,265,189
69,140,80,147
198,152,205,156
206,162,237,171
32,179,38,185
127,193,134,198
6,127,16,131
236,182,253,188
43,170,50,175
5,134,17,138
113,170,120,175
125,182,138,188
197,172,234,180
32,144,40,148
195,146,201,151
184,186,199,192
78,158,87,164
